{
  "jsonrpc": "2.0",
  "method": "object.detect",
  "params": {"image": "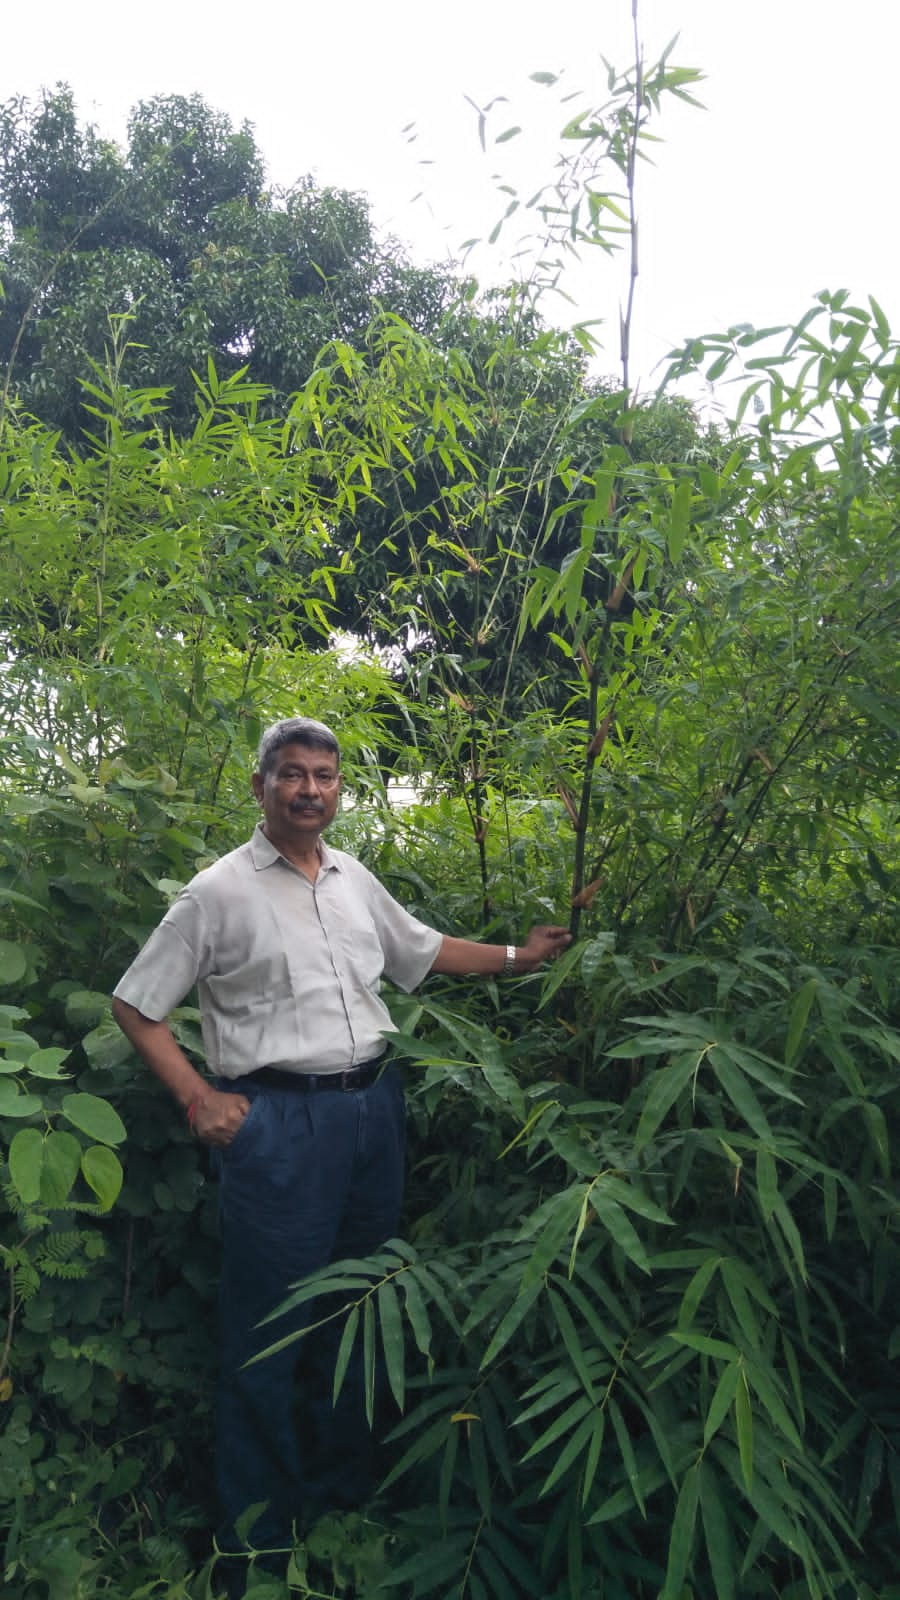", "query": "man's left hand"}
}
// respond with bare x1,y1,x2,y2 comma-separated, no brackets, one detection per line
515,924,573,973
